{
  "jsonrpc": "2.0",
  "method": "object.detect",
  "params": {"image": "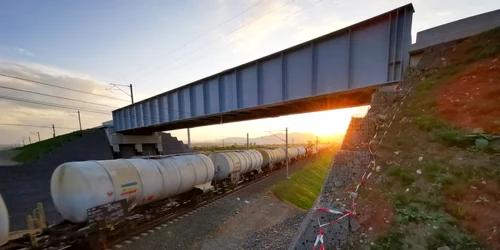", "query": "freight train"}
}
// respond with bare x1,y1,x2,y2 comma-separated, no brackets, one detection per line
0,194,8,247
1,145,330,249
